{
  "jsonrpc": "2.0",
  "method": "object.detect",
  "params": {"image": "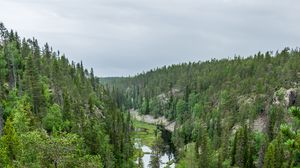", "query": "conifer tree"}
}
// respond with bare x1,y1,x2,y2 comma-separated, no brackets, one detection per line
263,143,275,168
231,131,237,166
149,130,163,168
0,118,20,165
